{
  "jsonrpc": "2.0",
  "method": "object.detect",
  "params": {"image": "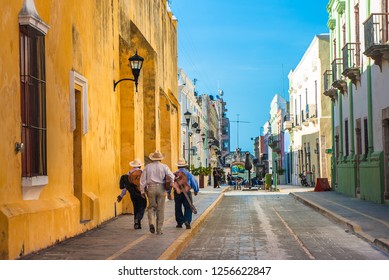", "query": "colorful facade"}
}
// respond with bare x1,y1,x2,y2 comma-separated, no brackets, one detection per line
0,0,179,259
325,0,389,203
